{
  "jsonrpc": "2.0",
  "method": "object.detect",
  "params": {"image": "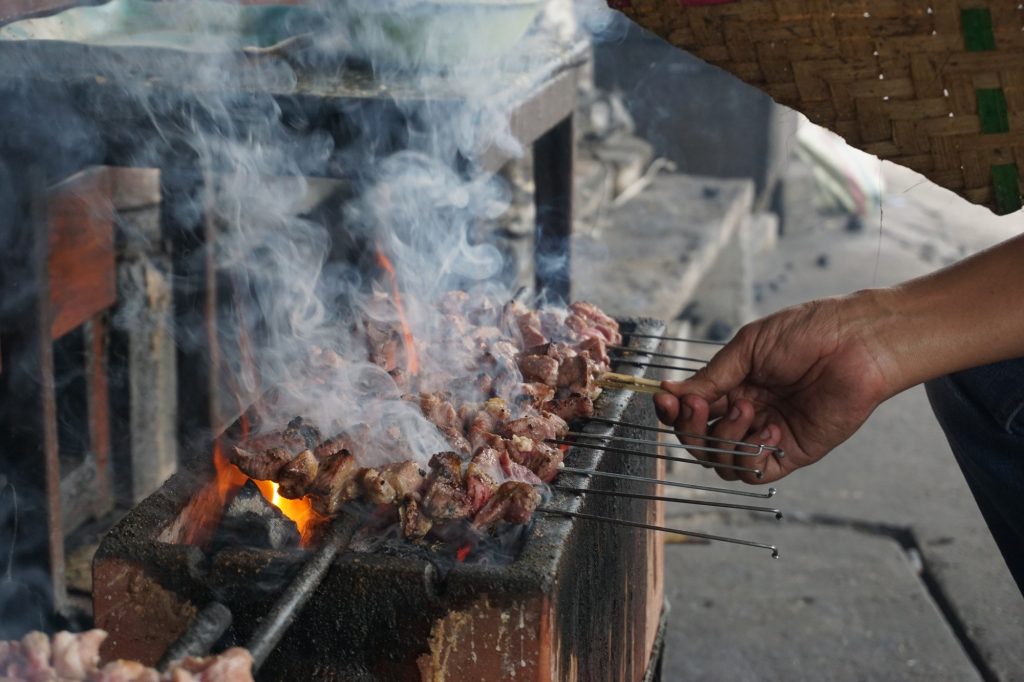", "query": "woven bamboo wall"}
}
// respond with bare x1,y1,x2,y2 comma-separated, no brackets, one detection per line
611,1,1024,215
